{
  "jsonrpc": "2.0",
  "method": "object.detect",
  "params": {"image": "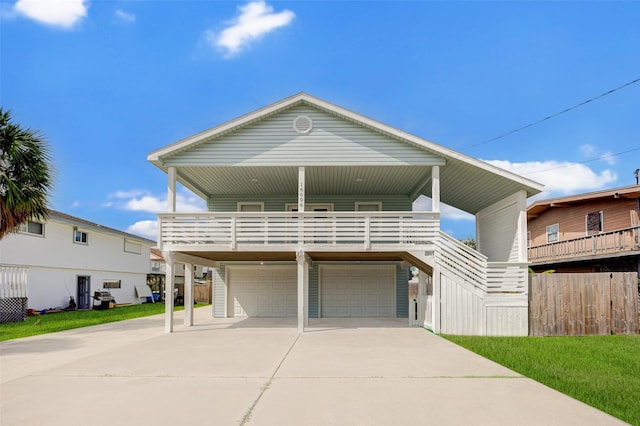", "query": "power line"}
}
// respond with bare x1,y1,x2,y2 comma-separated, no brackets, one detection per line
520,146,640,176
463,77,640,150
